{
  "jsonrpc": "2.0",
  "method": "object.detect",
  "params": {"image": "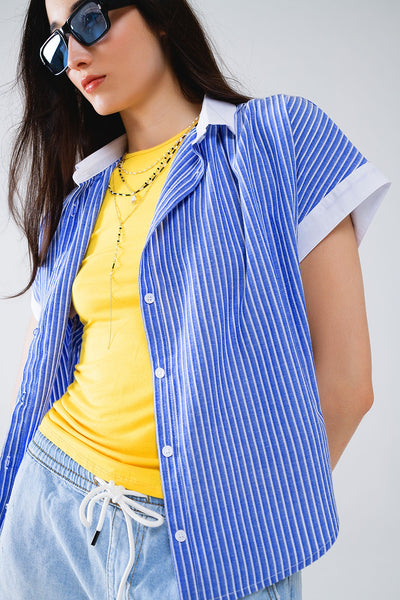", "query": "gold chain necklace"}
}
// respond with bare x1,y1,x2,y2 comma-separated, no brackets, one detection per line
113,142,180,202
120,113,200,176
120,142,185,176
107,116,199,349
107,115,199,202
120,153,167,176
